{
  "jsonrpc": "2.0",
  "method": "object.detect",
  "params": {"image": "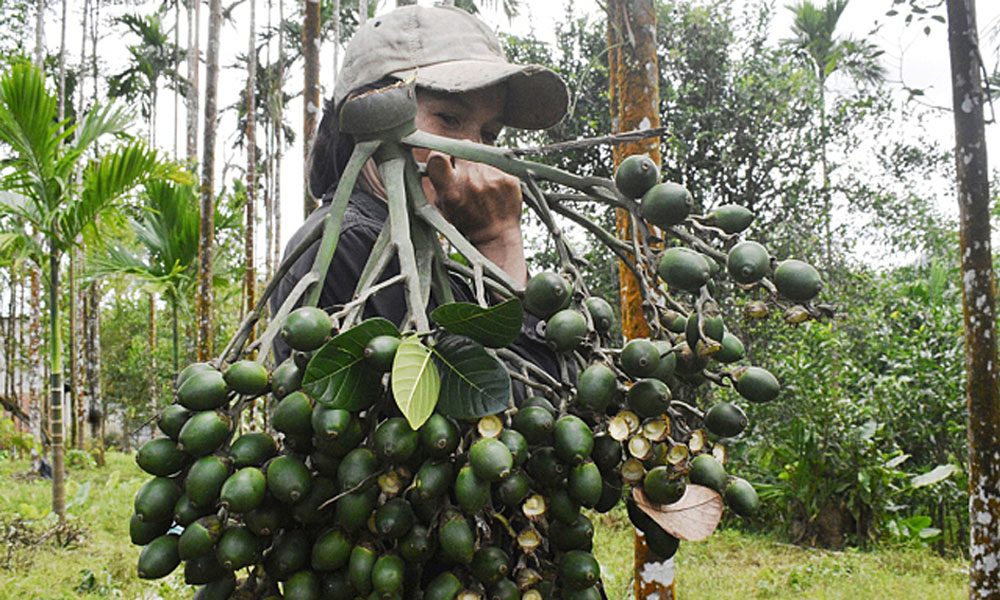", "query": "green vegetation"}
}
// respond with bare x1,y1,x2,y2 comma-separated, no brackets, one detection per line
0,454,969,599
